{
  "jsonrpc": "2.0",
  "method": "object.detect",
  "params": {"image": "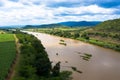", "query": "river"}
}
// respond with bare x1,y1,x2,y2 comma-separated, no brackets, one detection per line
25,31,120,80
